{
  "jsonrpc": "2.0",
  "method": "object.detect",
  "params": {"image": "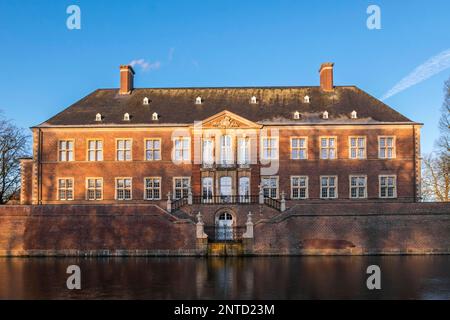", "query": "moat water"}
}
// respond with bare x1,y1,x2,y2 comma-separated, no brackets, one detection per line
1,256,450,299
